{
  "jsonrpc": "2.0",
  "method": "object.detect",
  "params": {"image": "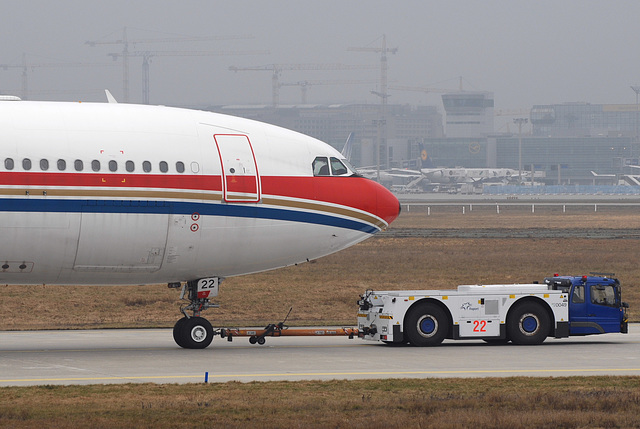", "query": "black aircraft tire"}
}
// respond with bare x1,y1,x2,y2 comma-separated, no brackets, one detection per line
507,302,550,345
178,317,214,349
404,302,449,347
173,317,189,348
